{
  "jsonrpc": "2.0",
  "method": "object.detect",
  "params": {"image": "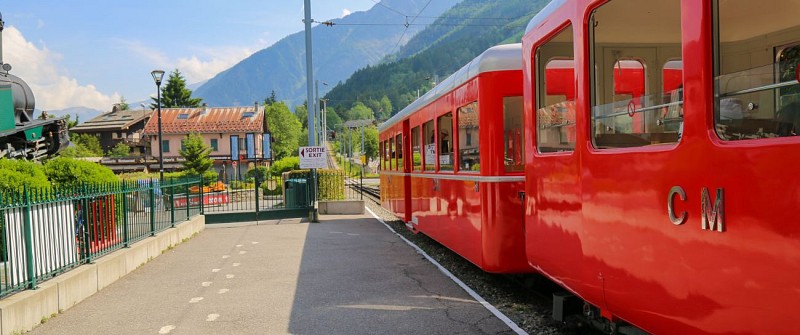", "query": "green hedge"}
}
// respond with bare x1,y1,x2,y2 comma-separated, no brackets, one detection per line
317,169,345,200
